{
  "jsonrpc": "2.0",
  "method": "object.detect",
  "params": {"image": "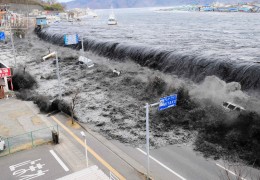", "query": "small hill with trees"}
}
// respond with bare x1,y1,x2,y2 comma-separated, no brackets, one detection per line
0,0,65,11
